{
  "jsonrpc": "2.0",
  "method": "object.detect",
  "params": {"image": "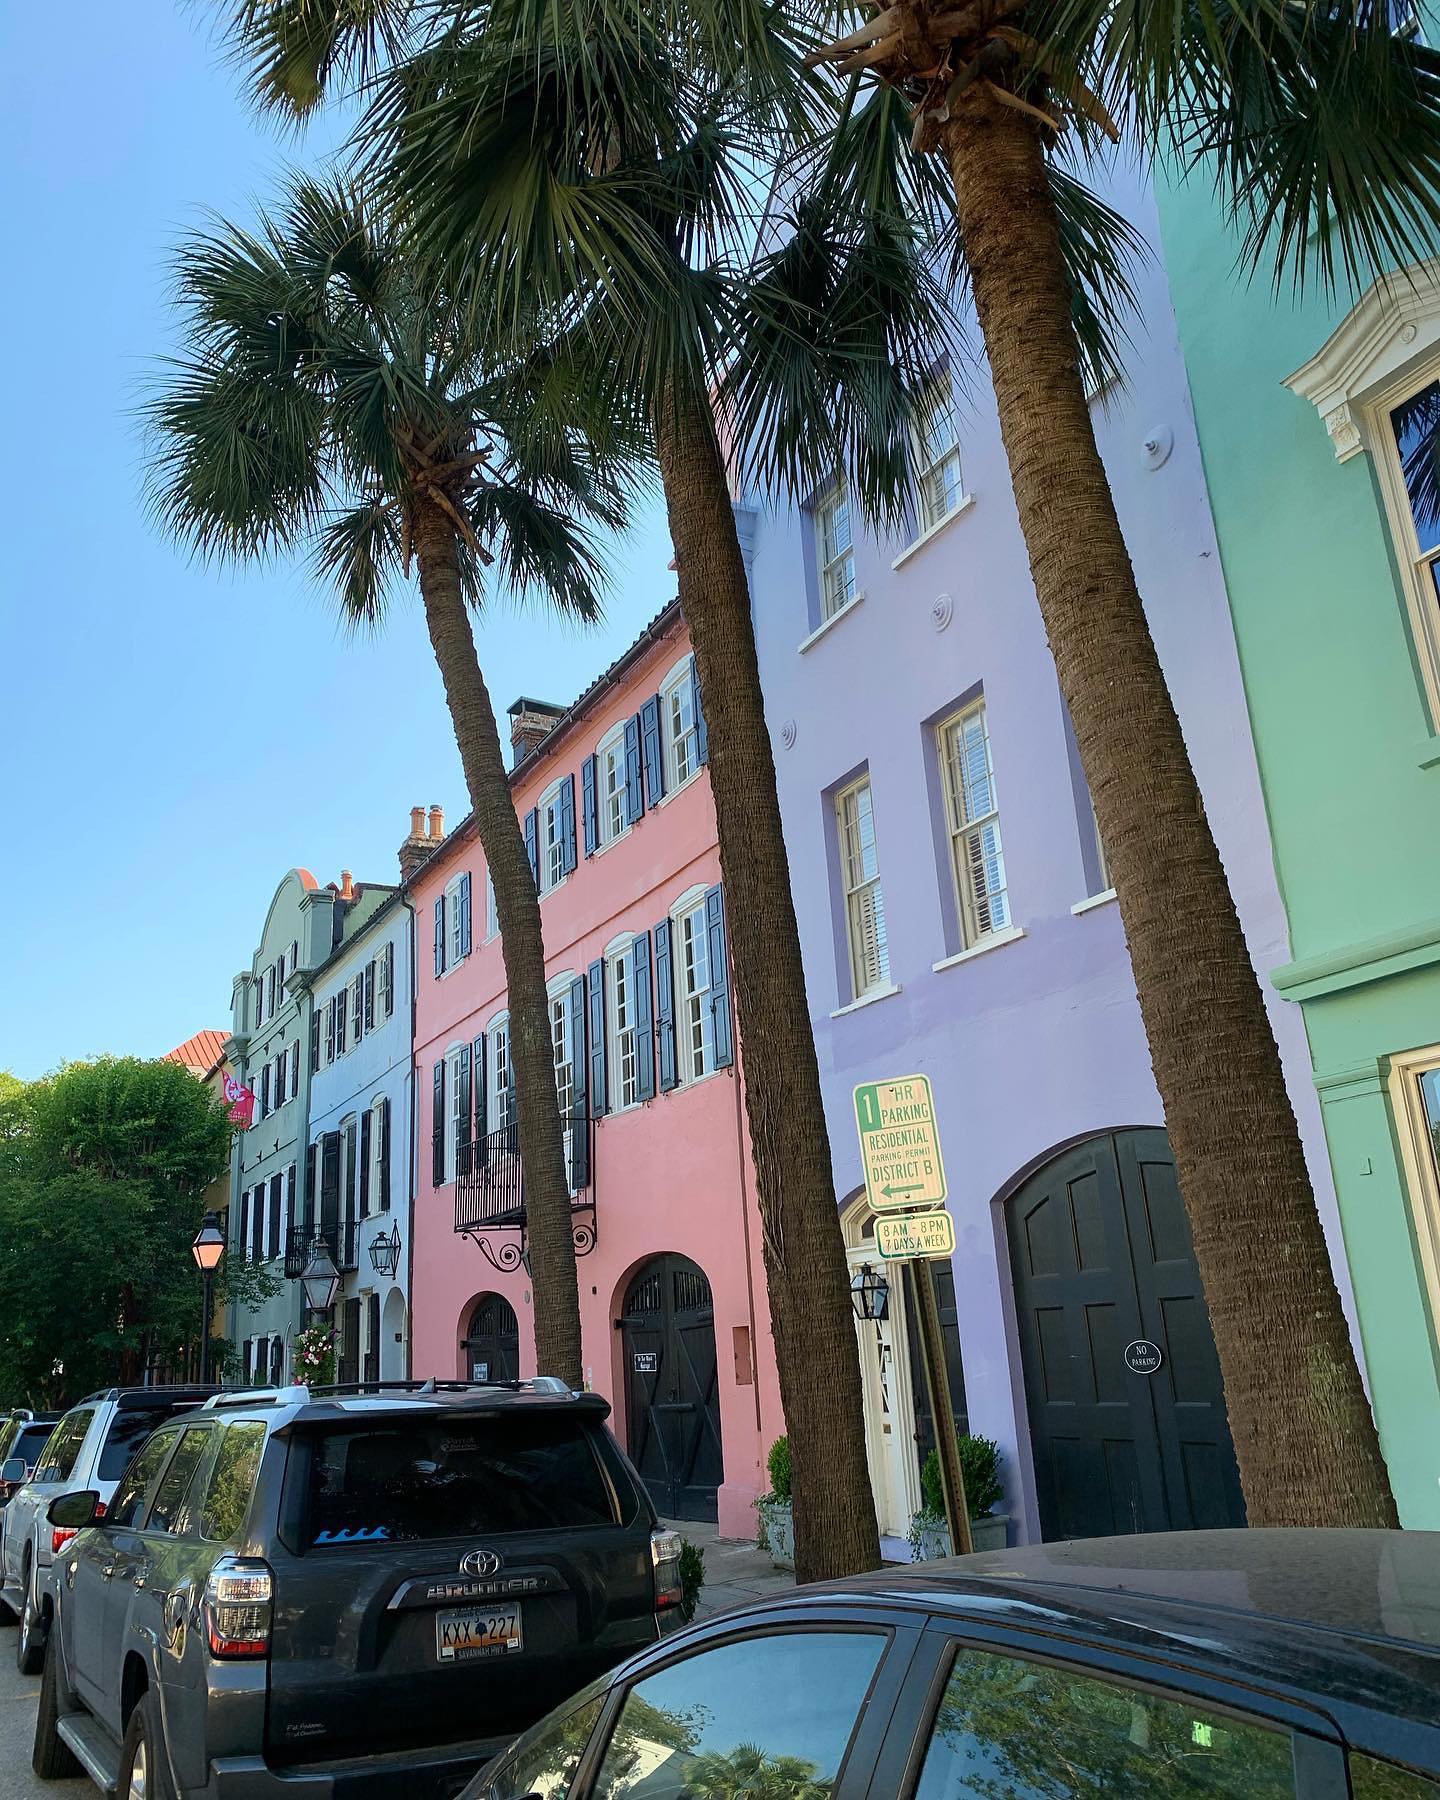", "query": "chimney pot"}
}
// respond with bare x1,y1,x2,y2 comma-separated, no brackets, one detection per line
428,805,445,841
339,869,355,900
398,807,435,883
410,805,426,837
